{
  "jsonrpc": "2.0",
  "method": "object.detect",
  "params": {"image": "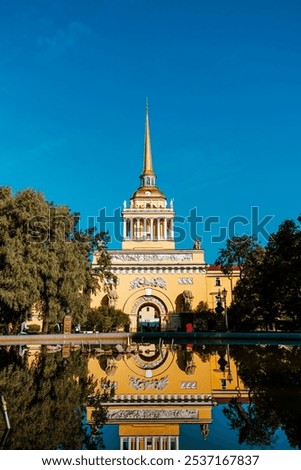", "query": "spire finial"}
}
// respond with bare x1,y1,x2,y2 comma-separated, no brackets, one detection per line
142,99,154,176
